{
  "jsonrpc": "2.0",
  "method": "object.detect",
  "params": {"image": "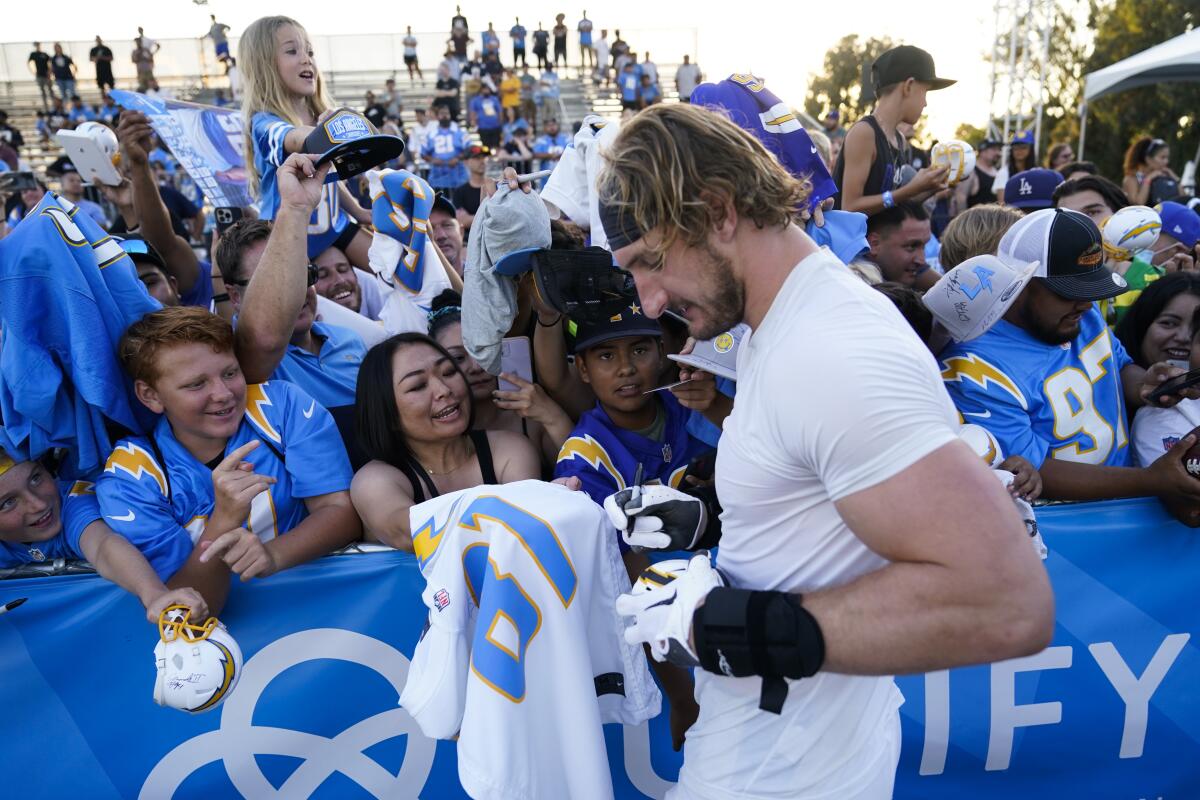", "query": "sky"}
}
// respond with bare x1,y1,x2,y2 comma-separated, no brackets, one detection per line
4,0,1007,136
